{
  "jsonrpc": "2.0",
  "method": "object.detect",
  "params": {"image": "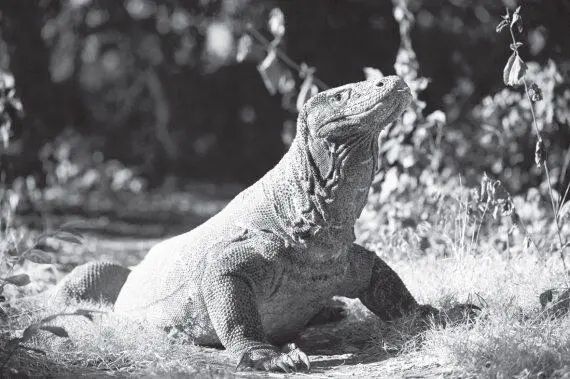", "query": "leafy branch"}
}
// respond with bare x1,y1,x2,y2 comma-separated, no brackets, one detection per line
0,223,84,296
237,8,328,117
497,6,569,277
0,309,99,370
